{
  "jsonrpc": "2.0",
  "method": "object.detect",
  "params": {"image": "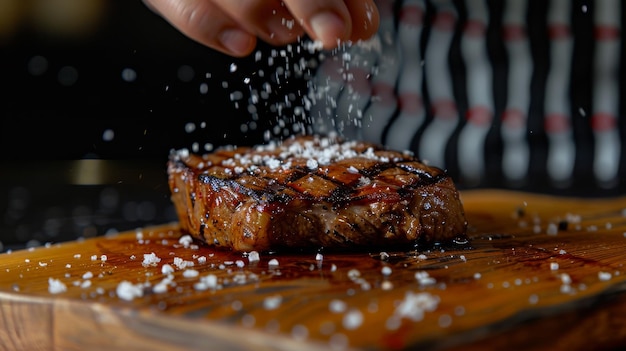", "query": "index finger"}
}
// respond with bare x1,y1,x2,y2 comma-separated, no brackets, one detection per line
282,0,379,49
